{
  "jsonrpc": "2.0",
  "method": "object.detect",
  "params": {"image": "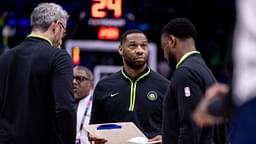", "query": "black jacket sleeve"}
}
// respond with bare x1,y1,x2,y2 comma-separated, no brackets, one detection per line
90,81,107,124
52,50,76,144
162,85,180,144
163,67,213,144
